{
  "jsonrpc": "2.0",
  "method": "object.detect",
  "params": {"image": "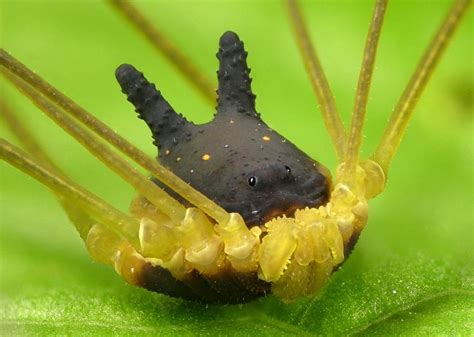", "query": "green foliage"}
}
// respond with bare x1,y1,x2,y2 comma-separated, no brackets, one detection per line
1,1,472,335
